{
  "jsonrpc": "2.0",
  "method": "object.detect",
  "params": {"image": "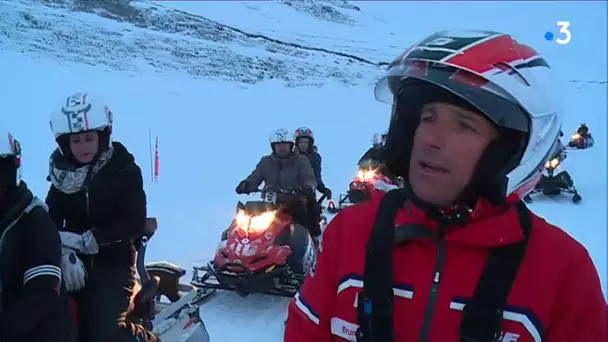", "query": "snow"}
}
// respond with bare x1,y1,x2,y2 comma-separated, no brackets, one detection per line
0,0,606,340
